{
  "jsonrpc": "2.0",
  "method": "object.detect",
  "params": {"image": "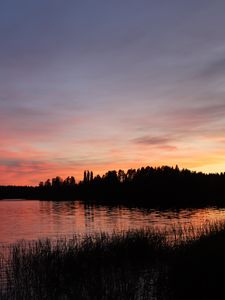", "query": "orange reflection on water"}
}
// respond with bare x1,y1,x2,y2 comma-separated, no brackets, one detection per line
1,200,225,244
